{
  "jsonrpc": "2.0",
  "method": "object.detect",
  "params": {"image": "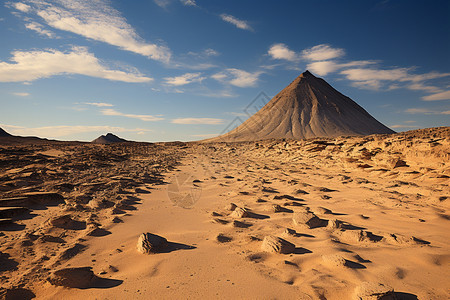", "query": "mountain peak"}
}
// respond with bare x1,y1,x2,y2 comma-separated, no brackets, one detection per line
92,133,127,144
301,70,314,77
